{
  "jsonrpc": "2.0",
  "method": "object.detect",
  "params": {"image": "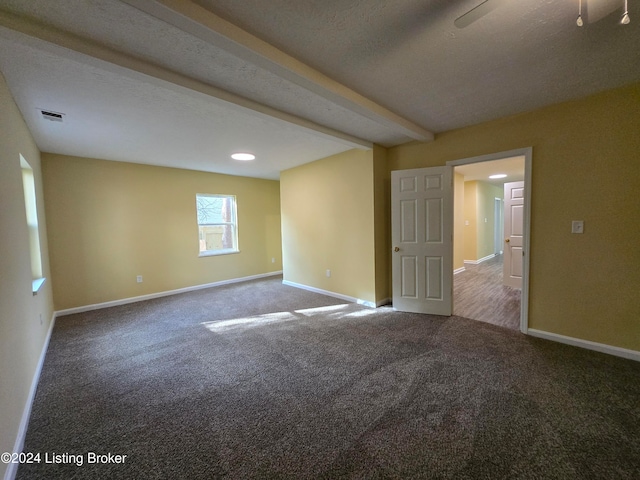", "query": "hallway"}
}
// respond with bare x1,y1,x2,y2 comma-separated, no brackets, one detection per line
453,255,521,330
